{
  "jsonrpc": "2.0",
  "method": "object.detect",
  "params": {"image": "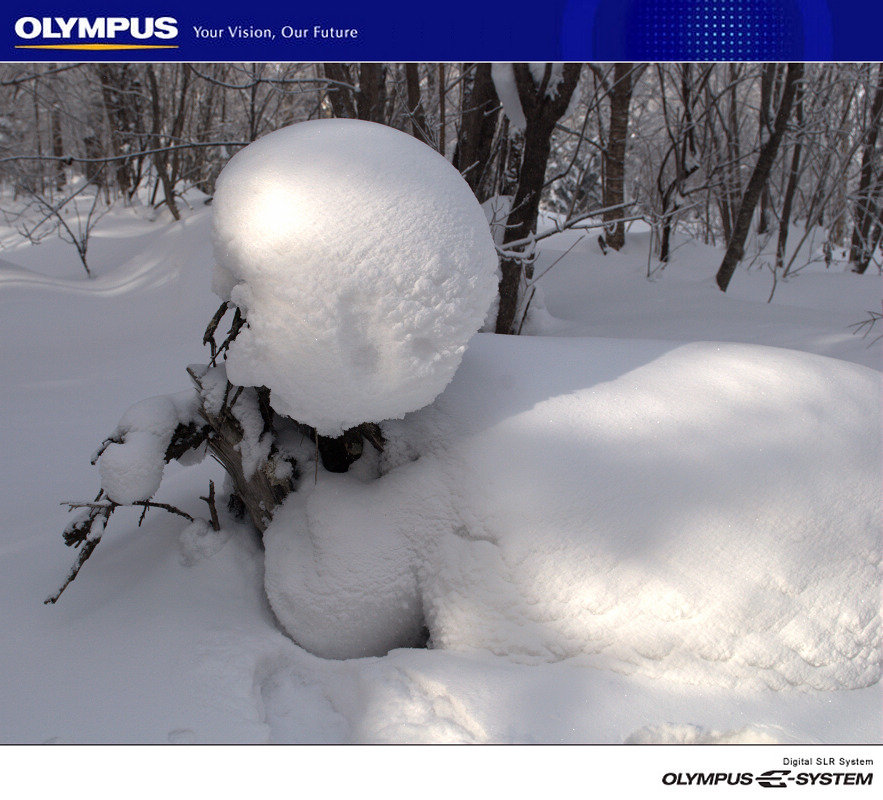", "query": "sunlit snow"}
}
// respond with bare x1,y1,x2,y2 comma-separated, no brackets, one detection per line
211,120,499,434
0,180,880,744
